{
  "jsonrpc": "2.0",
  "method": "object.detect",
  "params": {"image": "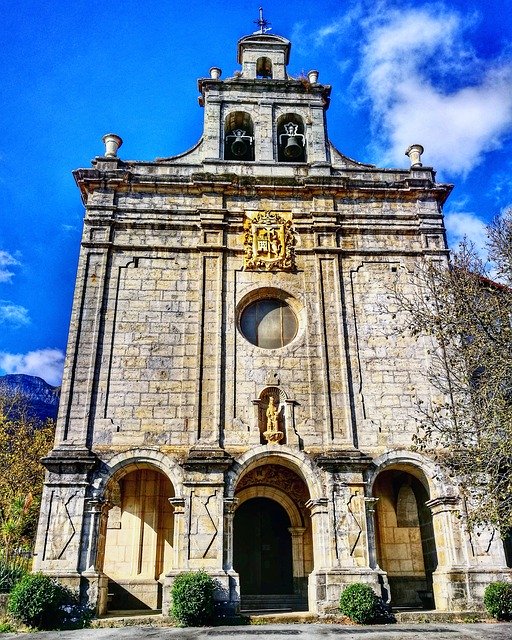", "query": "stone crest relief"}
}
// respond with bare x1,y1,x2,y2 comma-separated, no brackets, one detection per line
243,211,295,271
